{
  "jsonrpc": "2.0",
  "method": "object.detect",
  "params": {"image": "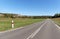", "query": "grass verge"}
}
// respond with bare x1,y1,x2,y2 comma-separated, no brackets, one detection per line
52,18,60,27
0,18,44,31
